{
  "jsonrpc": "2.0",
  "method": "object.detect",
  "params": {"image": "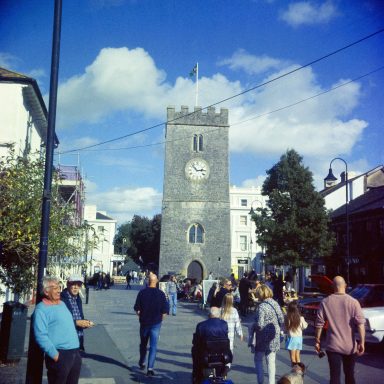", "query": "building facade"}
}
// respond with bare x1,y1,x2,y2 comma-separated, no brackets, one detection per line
159,106,231,281
0,67,58,157
230,186,267,279
84,205,117,276
321,165,384,284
